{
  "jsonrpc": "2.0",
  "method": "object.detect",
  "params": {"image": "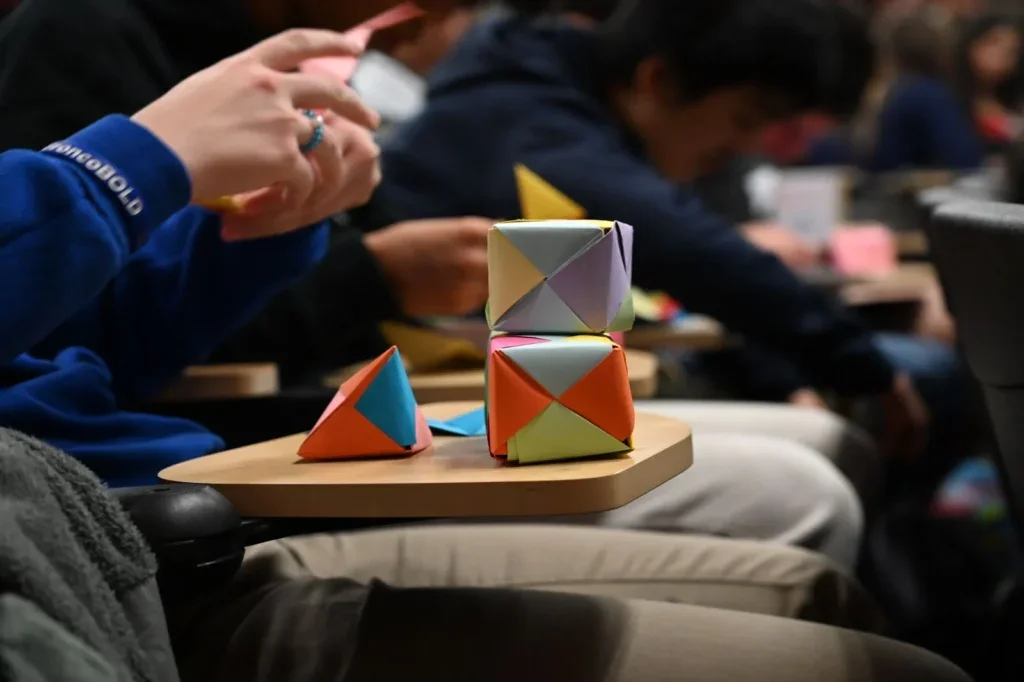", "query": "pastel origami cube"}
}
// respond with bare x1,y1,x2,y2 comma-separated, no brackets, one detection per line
299,346,432,460
486,334,635,464
487,220,634,334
